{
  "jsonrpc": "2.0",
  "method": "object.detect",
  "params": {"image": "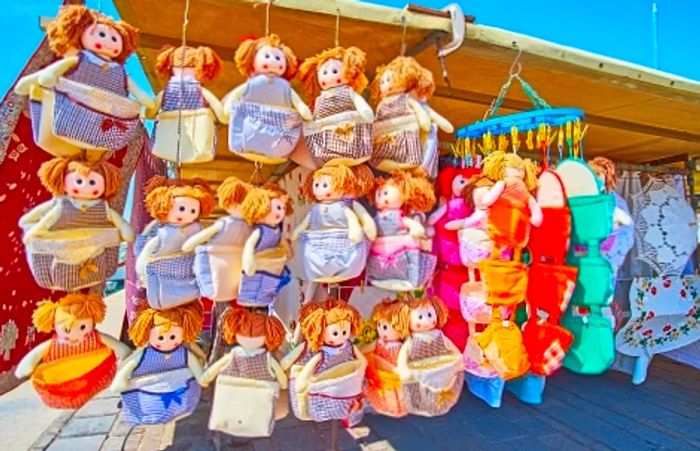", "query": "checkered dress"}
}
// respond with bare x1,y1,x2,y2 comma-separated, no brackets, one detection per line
134,221,162,260
160,78,207,111
222,349,276,381
304,86,372,167
28,197,120,291
370,94,421,168
420,121,439,179
238,225,290,307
